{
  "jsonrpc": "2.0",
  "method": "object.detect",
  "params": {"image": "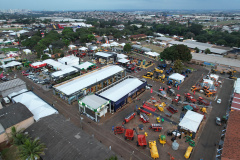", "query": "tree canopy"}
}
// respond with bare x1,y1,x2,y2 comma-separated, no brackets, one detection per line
161,45,192,62
173,60,184,73
123,43,131,53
